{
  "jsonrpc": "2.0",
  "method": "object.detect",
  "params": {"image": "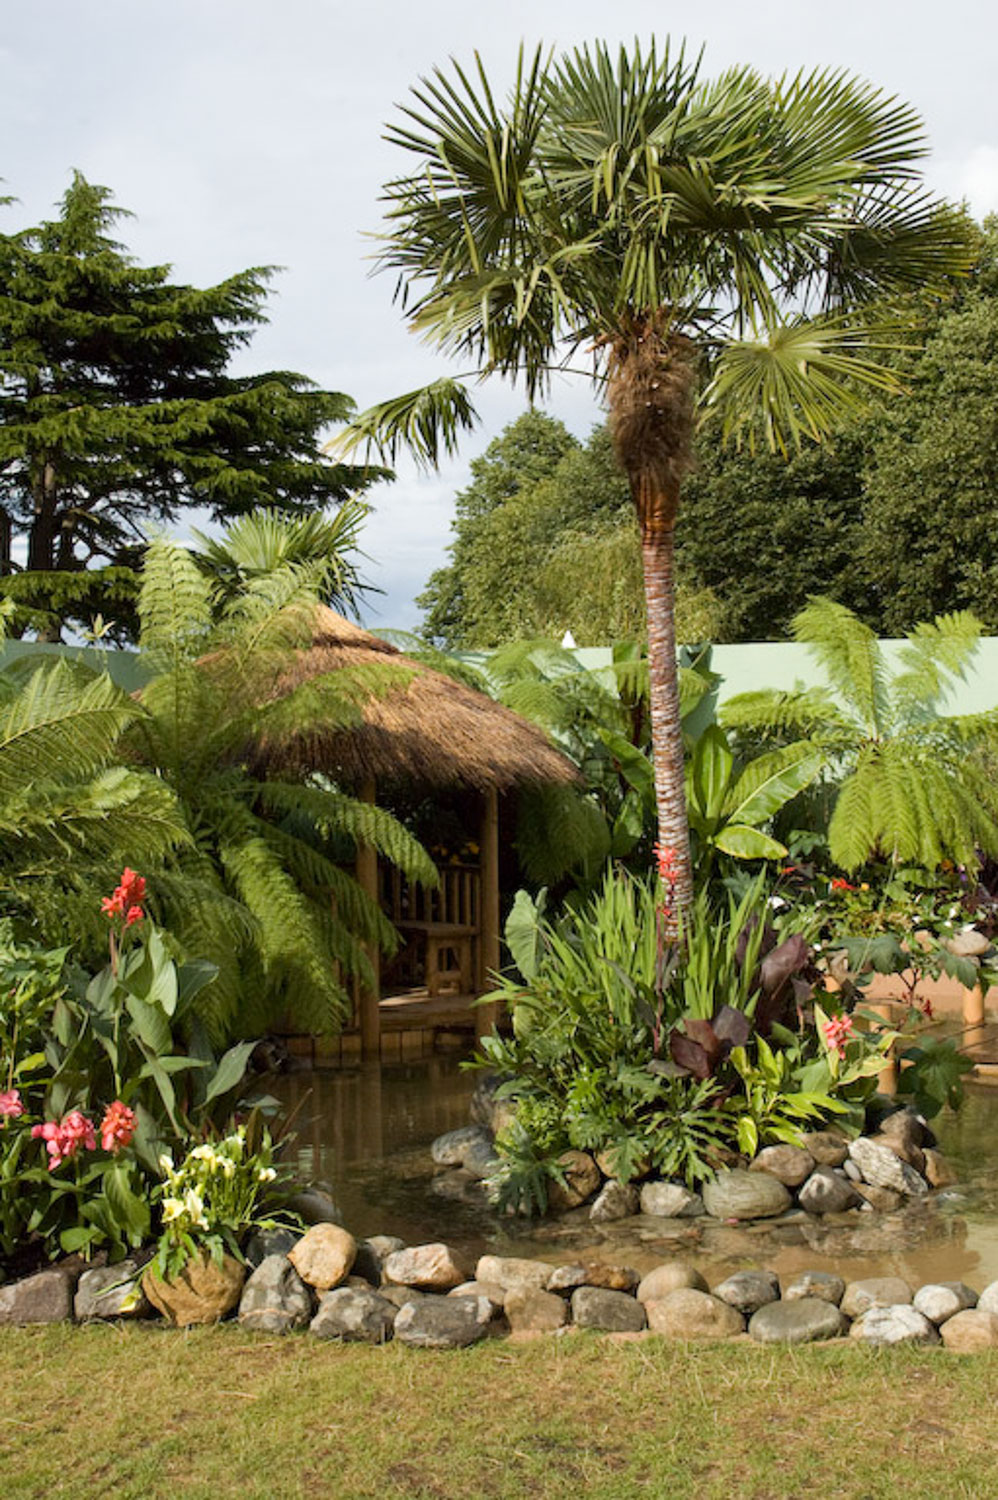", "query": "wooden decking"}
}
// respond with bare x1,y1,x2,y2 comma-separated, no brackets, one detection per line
282,987,481,1068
